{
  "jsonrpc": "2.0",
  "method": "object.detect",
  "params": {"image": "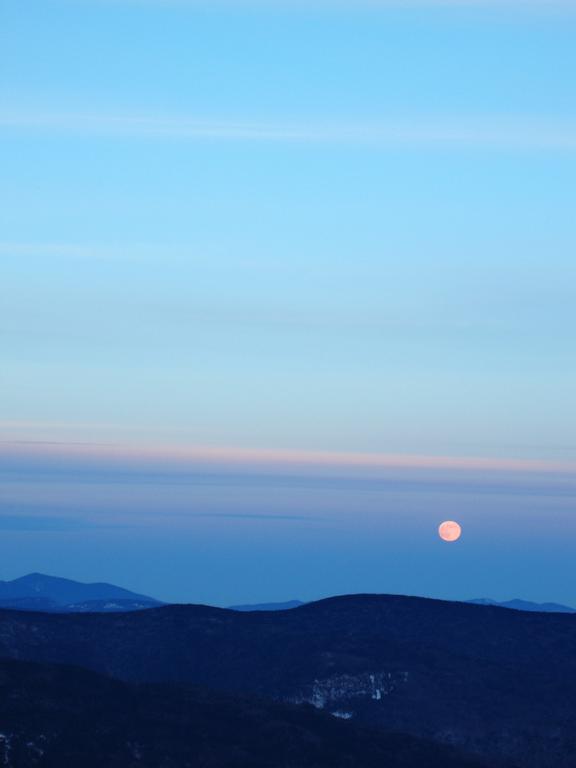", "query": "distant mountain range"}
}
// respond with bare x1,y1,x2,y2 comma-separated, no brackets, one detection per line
468,597,576,613
1,592,576,767
1,574,574,618
229,599,305,611
0,573,162,613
